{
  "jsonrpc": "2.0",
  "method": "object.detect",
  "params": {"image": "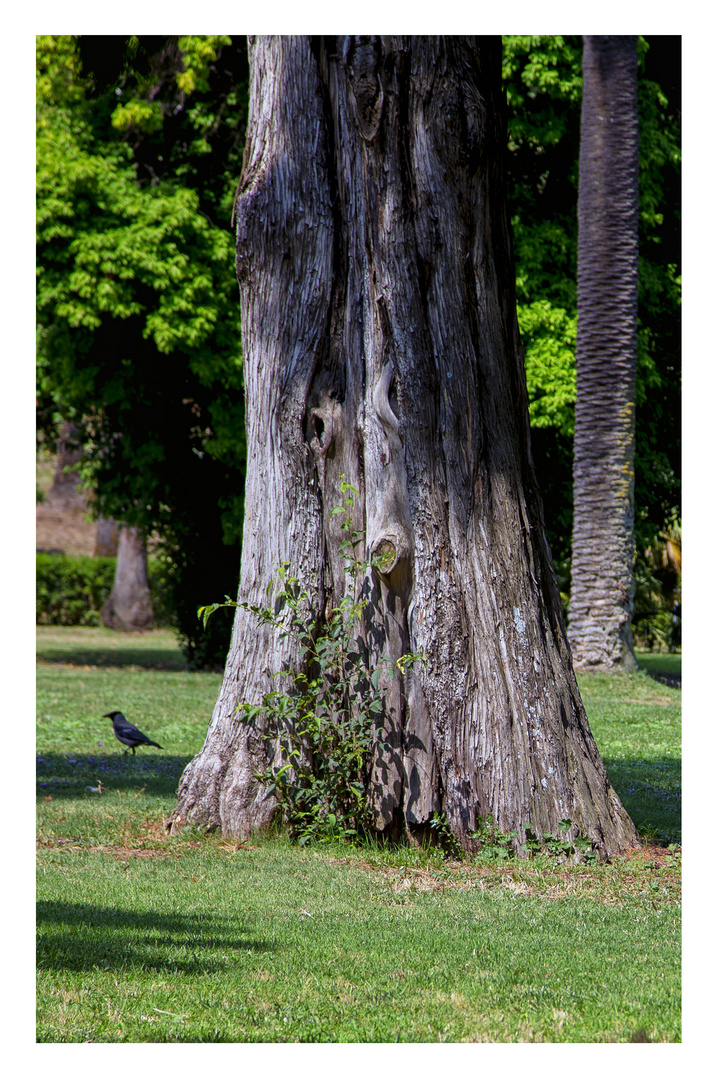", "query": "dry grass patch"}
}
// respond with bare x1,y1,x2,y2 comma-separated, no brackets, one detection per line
322,842,681,908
